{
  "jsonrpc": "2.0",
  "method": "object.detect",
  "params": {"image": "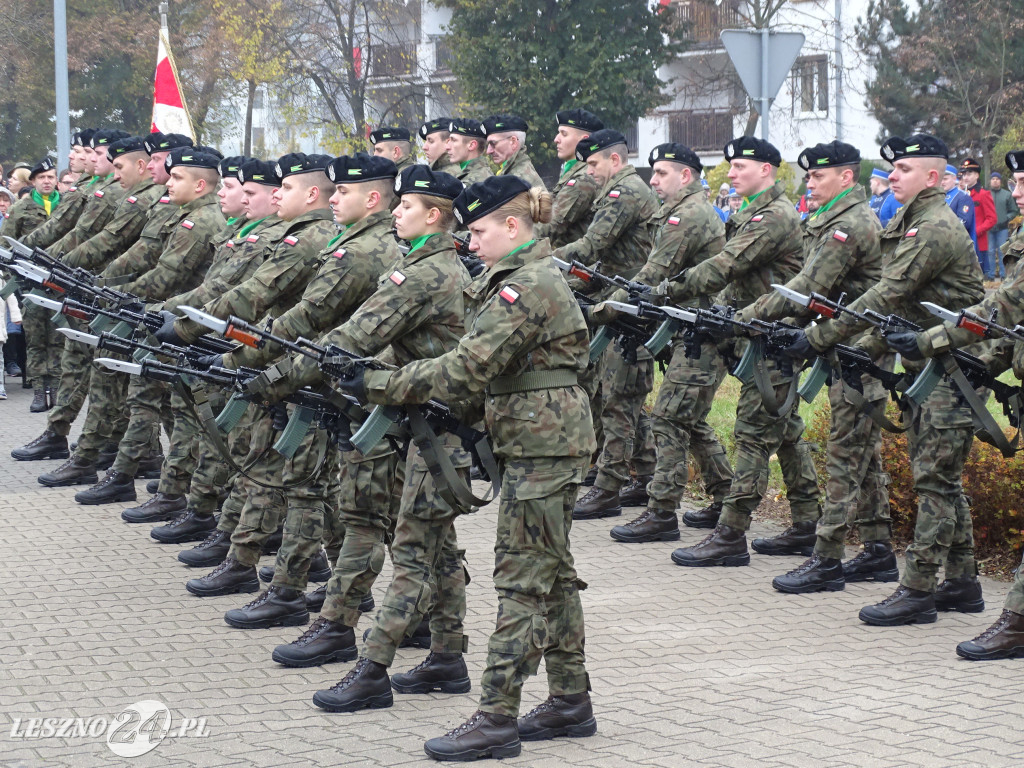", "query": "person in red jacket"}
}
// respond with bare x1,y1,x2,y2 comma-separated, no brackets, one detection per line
960,157,997,277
